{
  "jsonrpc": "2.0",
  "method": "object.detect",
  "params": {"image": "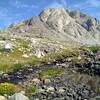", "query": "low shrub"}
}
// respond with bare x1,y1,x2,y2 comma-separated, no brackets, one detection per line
88,45,100,52
0,82,21,95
